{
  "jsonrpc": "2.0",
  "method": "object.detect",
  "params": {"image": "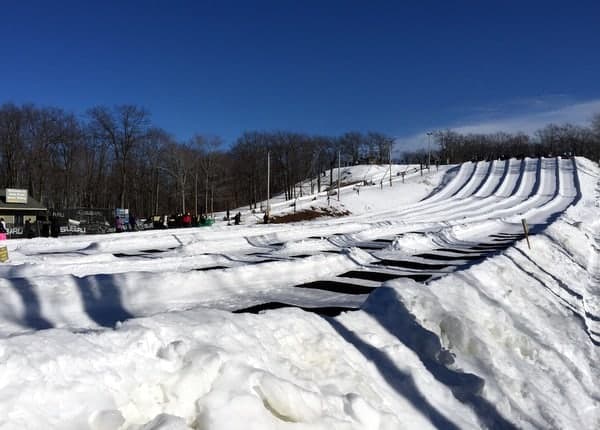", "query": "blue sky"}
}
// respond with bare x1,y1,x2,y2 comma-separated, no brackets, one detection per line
1,1,599,149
